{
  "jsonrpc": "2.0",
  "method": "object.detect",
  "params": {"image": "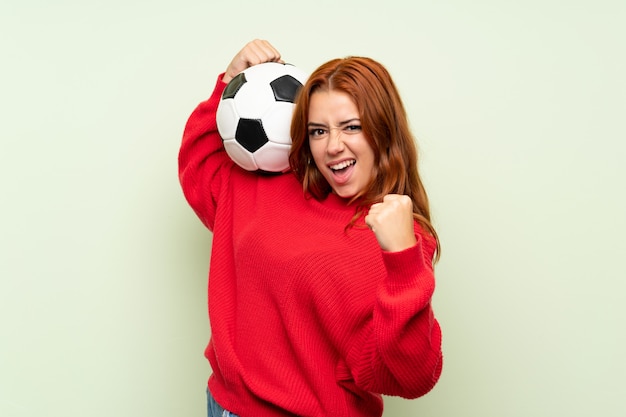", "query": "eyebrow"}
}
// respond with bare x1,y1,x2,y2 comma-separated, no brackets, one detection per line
307,118,360,128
